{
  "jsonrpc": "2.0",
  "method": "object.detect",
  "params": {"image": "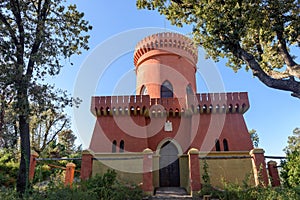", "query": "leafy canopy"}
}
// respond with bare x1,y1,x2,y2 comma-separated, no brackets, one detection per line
137,0,300,98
